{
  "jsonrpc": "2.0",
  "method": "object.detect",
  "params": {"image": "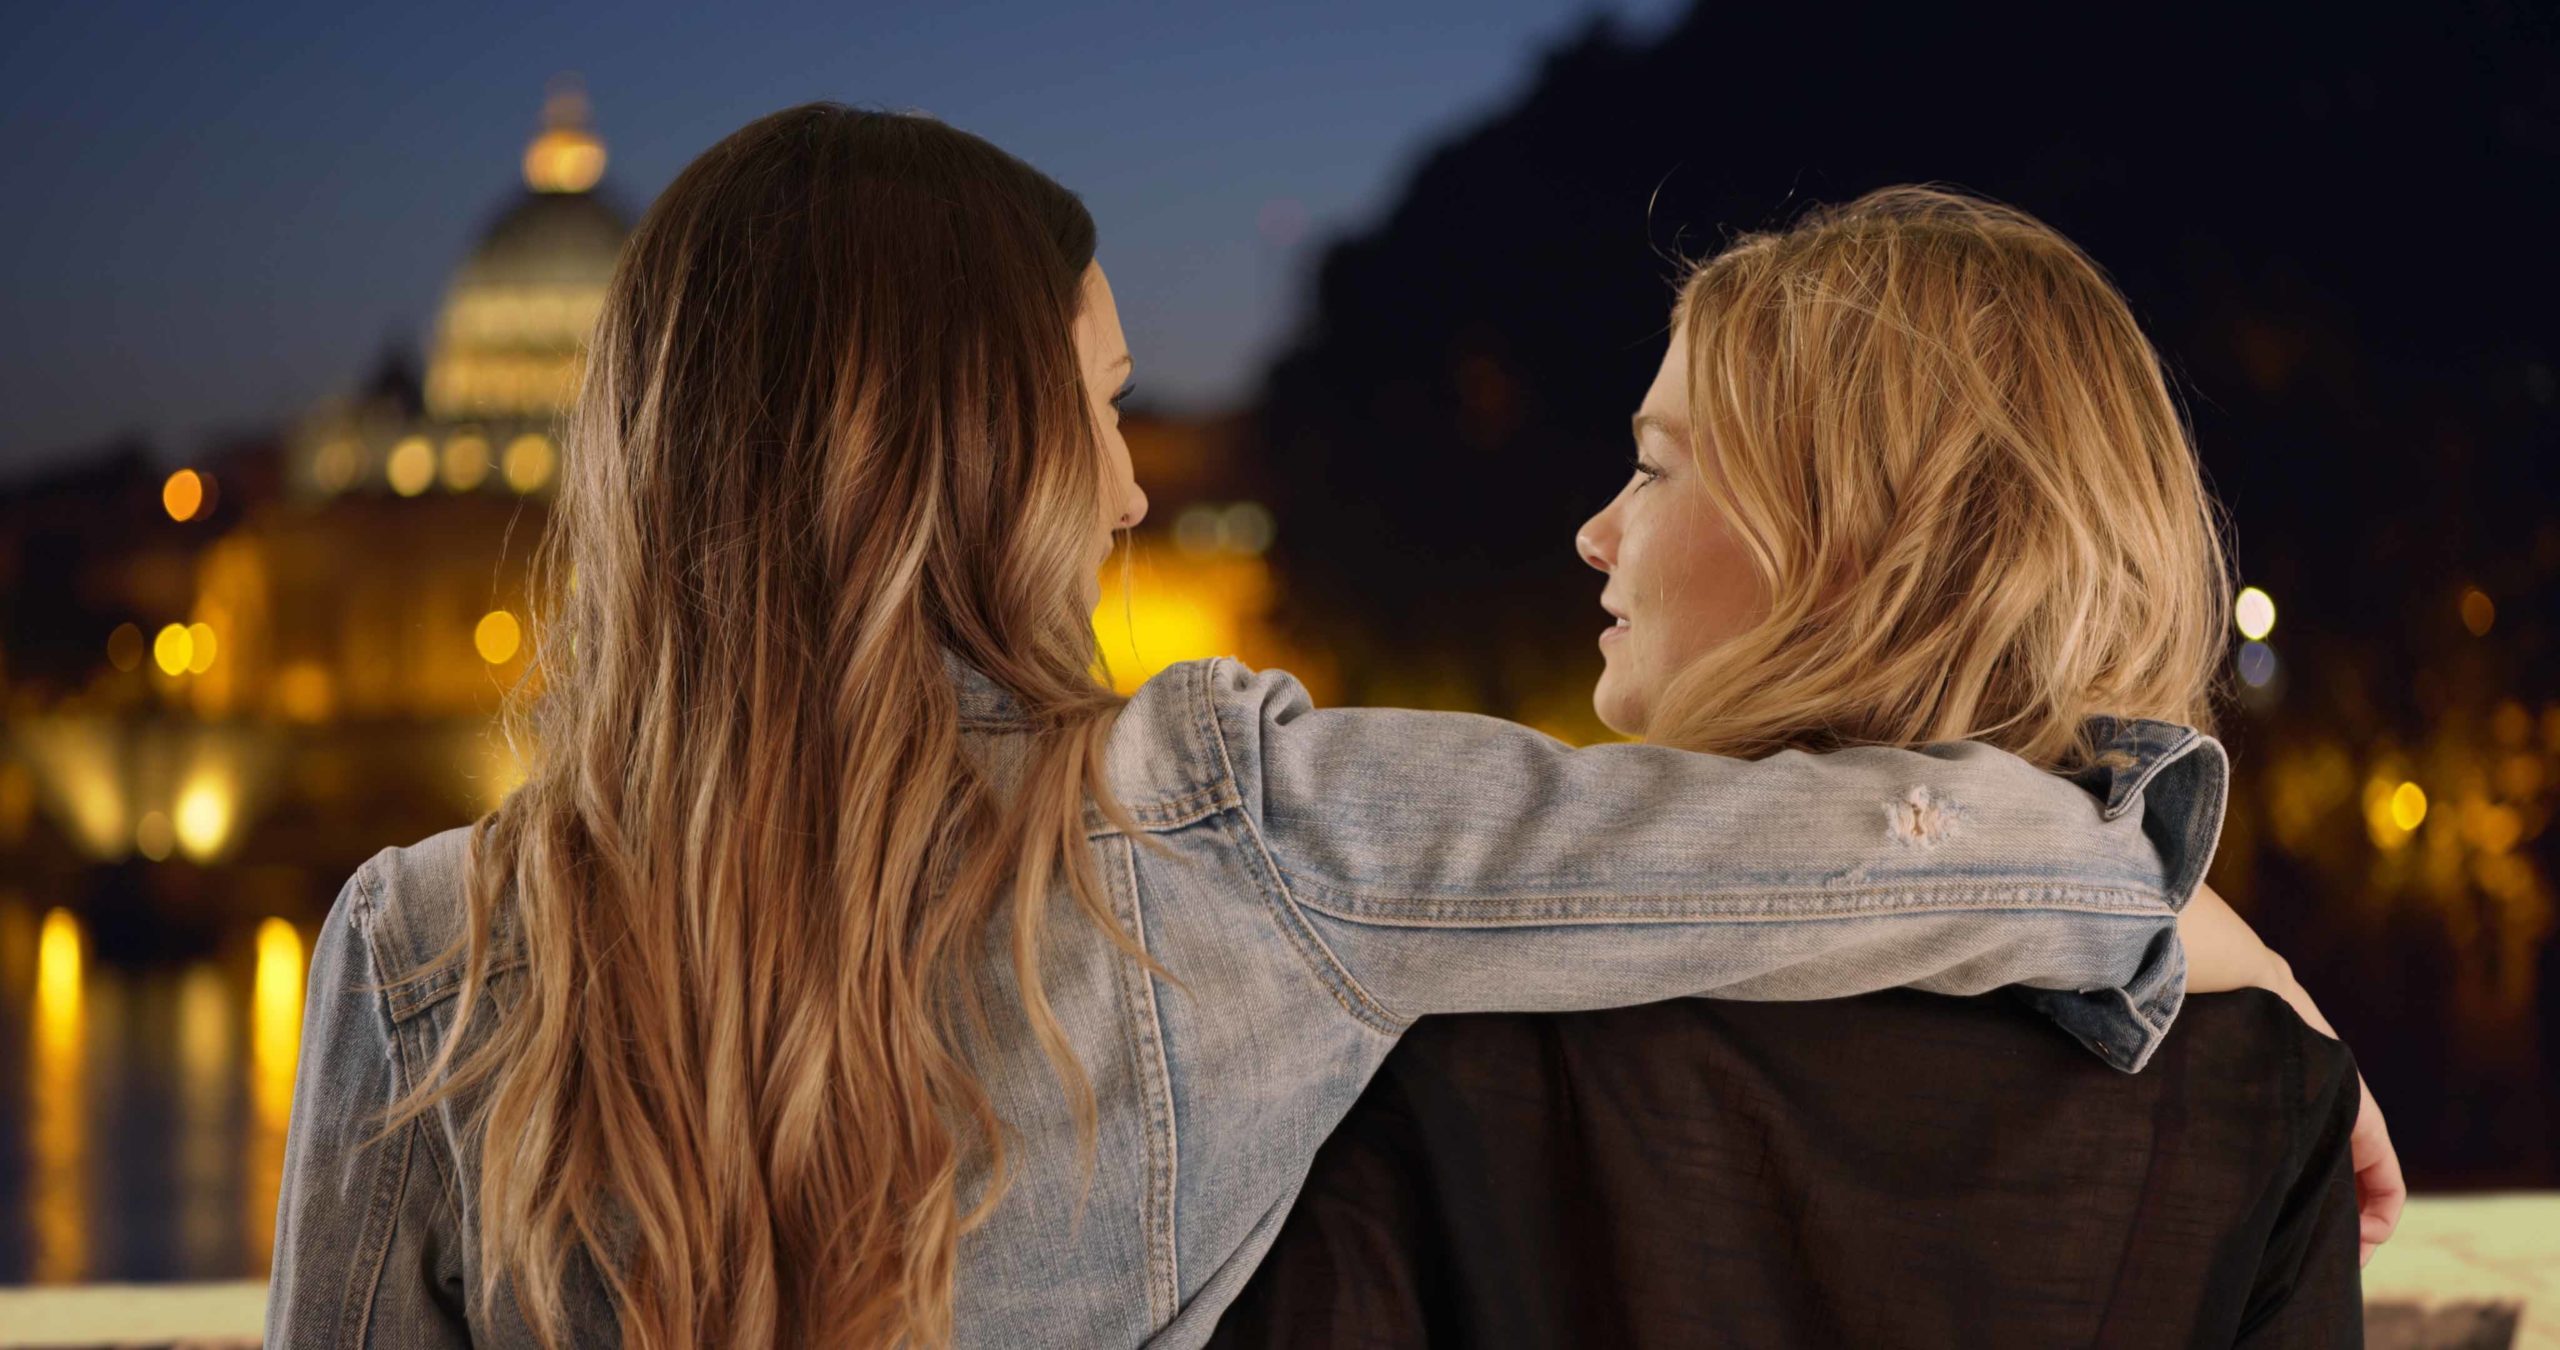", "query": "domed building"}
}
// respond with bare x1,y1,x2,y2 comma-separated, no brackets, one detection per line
0,85,635,915
291,84,625,501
